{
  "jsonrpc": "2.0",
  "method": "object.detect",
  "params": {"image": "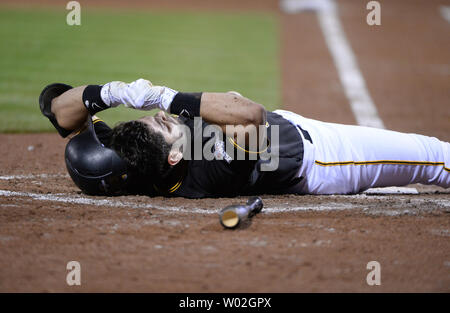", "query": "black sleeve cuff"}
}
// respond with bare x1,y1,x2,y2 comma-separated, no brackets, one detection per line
169,92,202,118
